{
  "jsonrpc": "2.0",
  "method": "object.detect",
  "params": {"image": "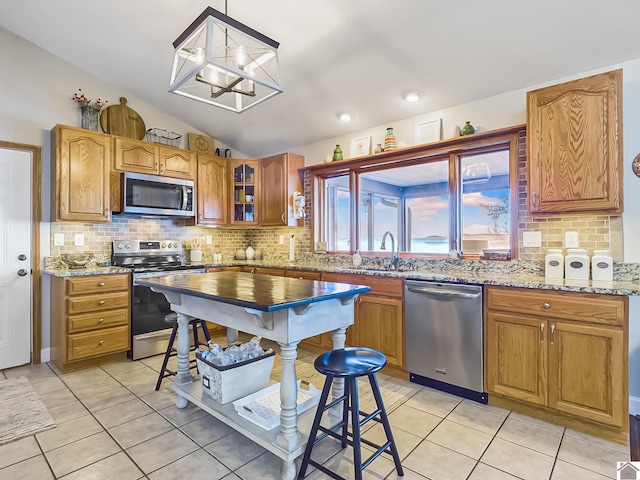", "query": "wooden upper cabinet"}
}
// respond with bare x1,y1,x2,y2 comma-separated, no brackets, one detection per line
113,137,195,179
229,159,259,226
52,125,111,222
158,146,196,179
113,137,158,174
195,155,228,226
527,69,623,215
259,153,305,226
